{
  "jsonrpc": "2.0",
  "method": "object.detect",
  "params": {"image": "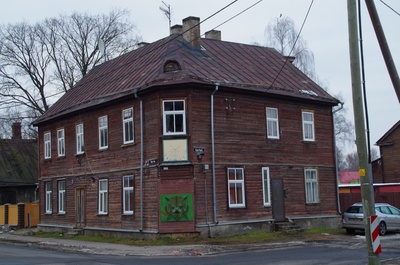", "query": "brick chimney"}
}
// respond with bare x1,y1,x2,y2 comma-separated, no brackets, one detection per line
182,16,201,47
170,24,183,35
205,30,221,41
12,122,22,139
